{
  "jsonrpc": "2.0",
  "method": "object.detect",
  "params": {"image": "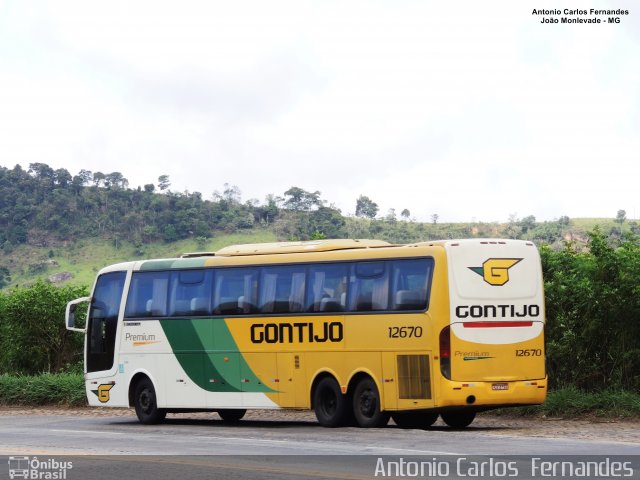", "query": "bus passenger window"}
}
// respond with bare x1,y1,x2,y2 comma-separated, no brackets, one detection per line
125,272,170,318
213,268,258,315
348,261,389,312
306,264,348,313
169,270,212,317
259,266,306,314
390,259,432,311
